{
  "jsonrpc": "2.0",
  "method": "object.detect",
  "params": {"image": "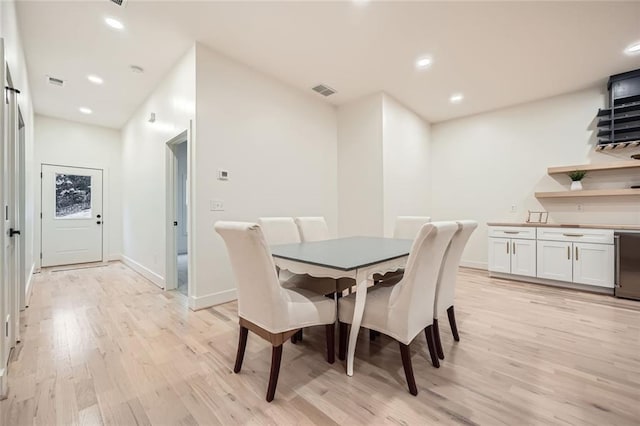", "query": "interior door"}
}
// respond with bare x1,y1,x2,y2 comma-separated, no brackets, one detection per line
573,242,614,288
0,40,11,378
41,165,103,267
